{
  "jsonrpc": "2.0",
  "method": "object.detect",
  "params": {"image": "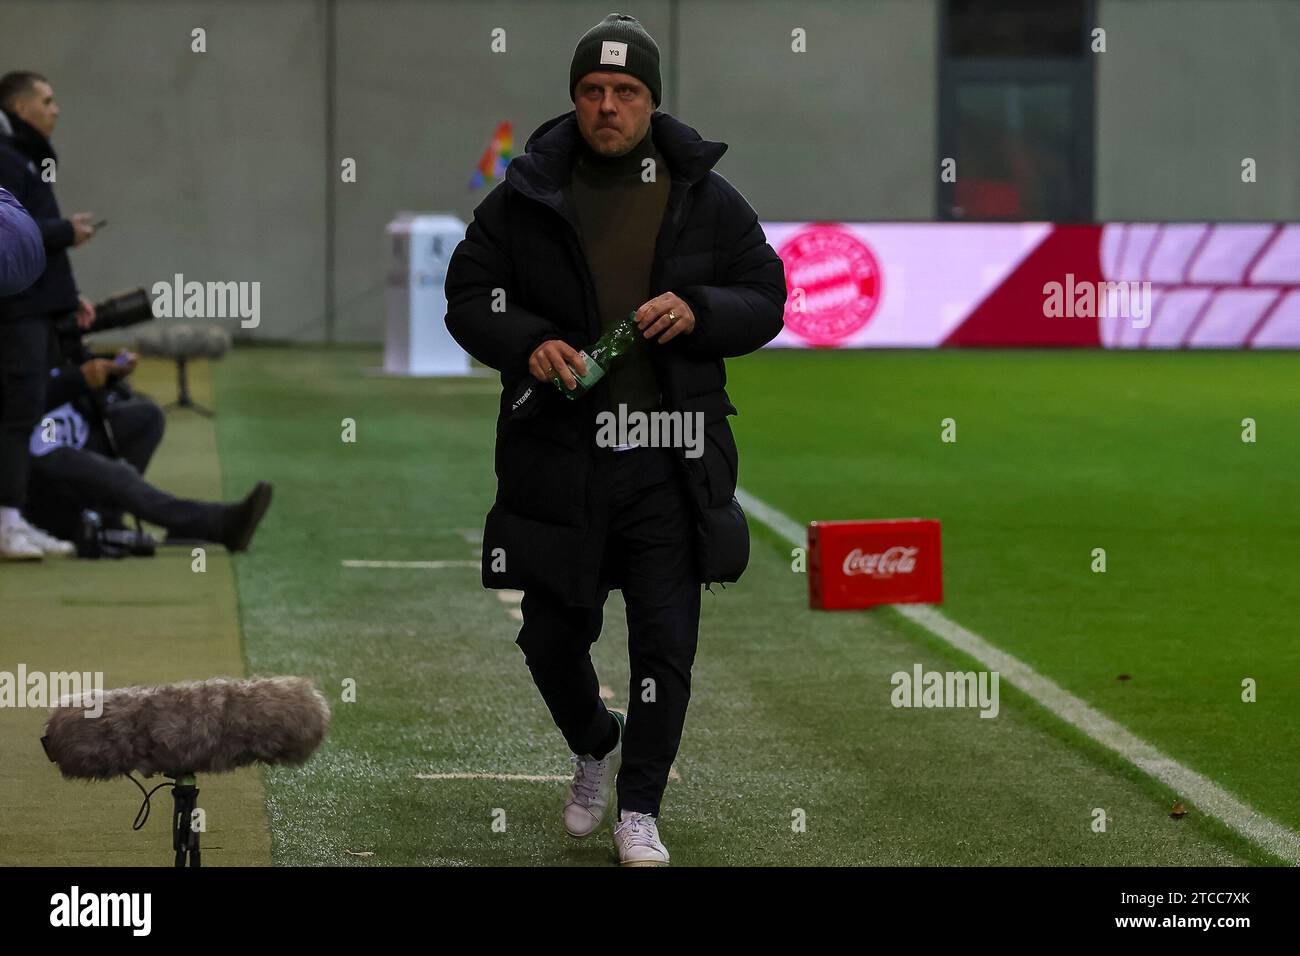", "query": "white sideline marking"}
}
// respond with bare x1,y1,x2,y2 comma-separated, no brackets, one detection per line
508,608,523,622
735,489,807,547
736,486,1300,865
496,590,524,603
342,560,478,569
